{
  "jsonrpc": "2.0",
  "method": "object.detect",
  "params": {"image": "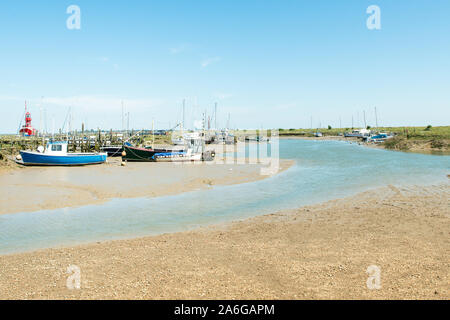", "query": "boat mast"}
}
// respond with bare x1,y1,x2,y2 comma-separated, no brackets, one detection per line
363,110,367,129
152,119,155,149
121,100,124,135
127,112,130,139
182,99,185,135
374,107,378,130
39,97,43,138
214,102,217,130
